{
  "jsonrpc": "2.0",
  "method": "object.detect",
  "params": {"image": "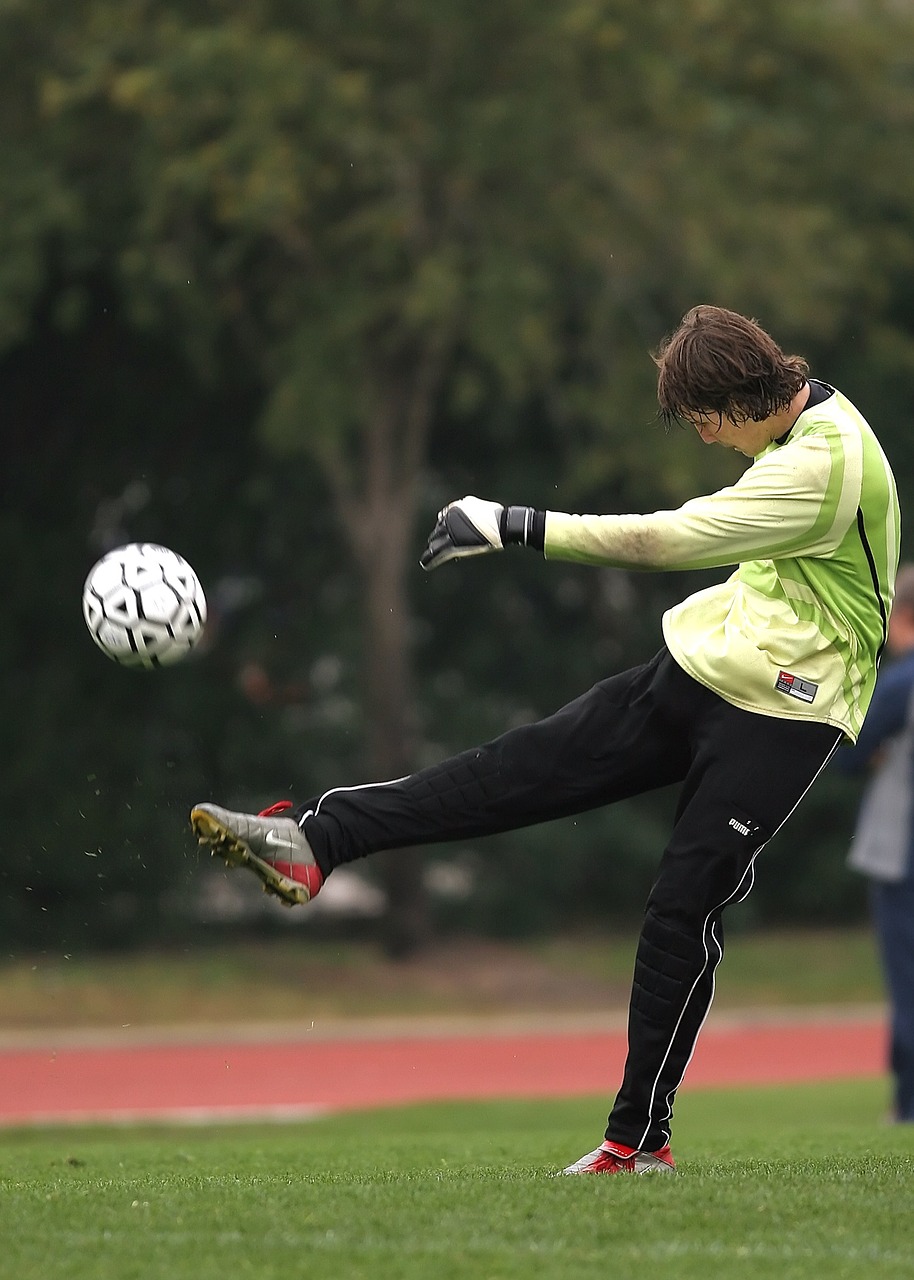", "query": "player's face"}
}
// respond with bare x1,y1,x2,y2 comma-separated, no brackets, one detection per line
685,411,772,457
